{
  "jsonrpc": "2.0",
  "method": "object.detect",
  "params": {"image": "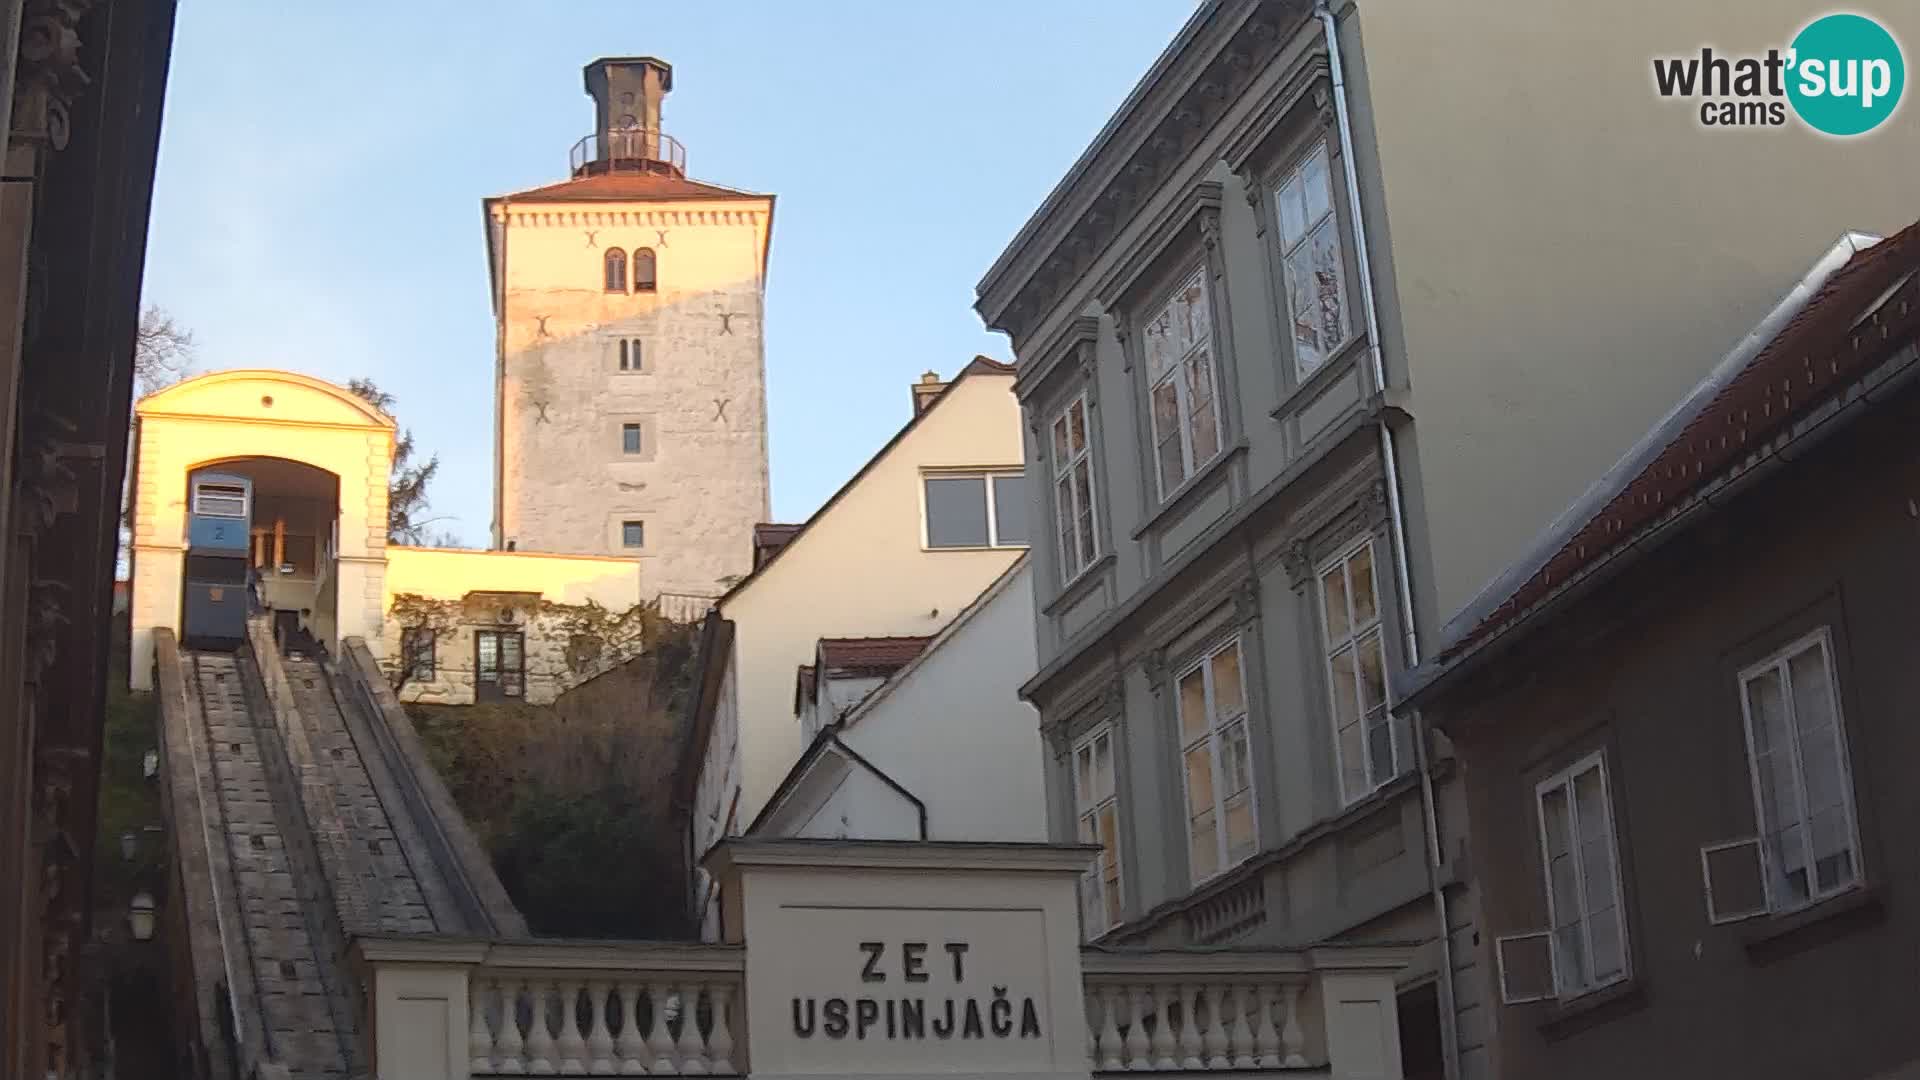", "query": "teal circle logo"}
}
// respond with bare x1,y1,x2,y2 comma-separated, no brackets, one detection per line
1787,13,1905,136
